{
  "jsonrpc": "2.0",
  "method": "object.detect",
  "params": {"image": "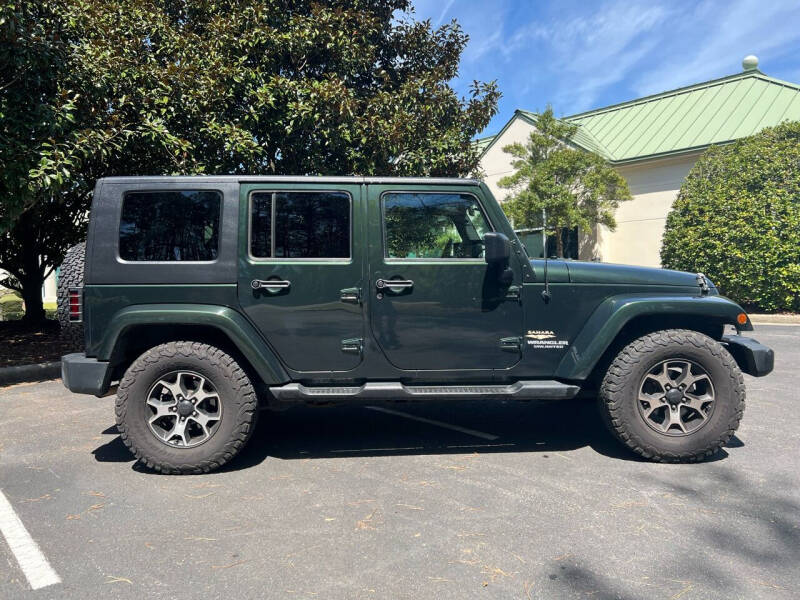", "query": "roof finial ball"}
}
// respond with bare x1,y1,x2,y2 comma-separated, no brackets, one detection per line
742,55,759,71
